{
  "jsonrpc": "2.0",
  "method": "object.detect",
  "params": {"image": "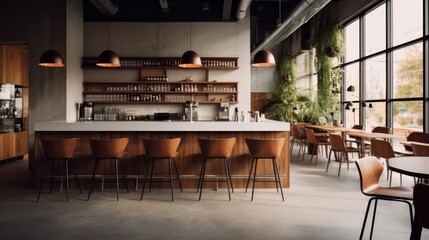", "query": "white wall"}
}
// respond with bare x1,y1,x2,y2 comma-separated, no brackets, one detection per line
83,16,251,119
